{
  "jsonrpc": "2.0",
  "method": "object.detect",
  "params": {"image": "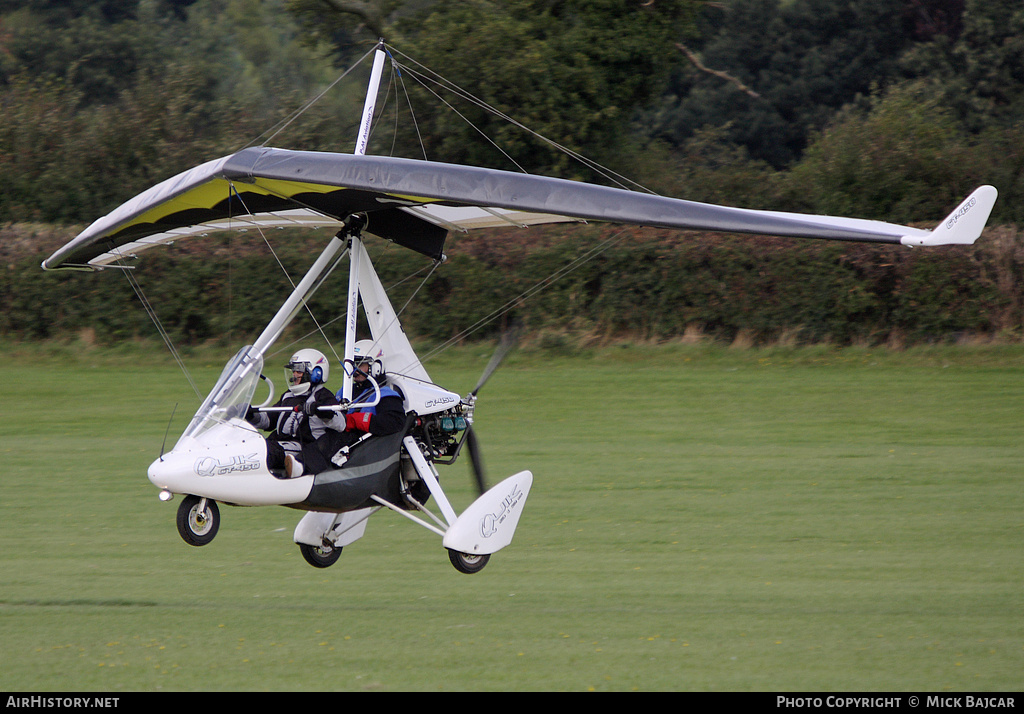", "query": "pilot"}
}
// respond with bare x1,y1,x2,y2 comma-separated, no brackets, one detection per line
246,348,344,478
316,339,407,464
